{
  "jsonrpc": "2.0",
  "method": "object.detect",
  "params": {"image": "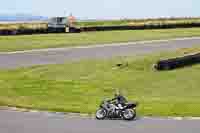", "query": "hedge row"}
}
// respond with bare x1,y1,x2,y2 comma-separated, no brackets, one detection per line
1,22,200,35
